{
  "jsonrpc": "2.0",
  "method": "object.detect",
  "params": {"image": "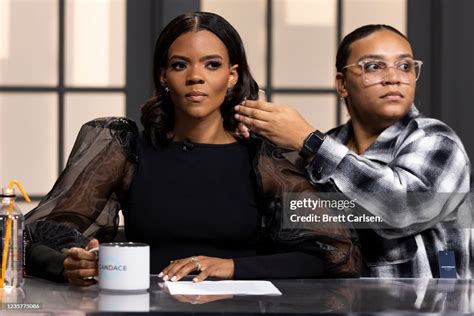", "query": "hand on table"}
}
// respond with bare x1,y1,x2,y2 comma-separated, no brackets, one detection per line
159,256,234,282
63,238,99,286
234,100,315,151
